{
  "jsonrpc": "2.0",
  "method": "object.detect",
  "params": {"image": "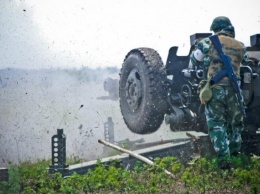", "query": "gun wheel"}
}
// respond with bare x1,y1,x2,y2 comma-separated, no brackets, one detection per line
119,48,168,134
